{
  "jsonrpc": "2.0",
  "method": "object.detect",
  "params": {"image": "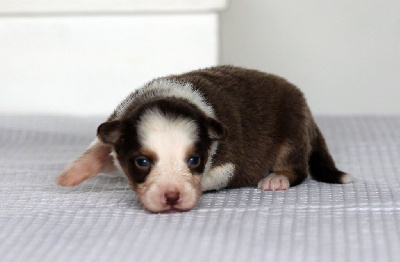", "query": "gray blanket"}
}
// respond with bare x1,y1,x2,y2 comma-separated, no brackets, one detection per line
1,115,399,262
